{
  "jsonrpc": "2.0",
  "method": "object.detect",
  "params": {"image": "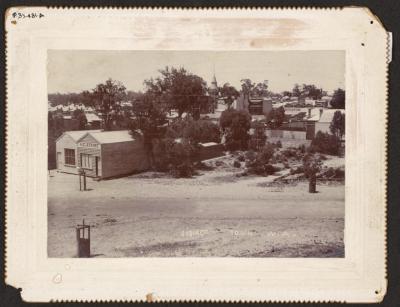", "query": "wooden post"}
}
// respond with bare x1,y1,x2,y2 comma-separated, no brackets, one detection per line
83,171,87,191
309,174,316,193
